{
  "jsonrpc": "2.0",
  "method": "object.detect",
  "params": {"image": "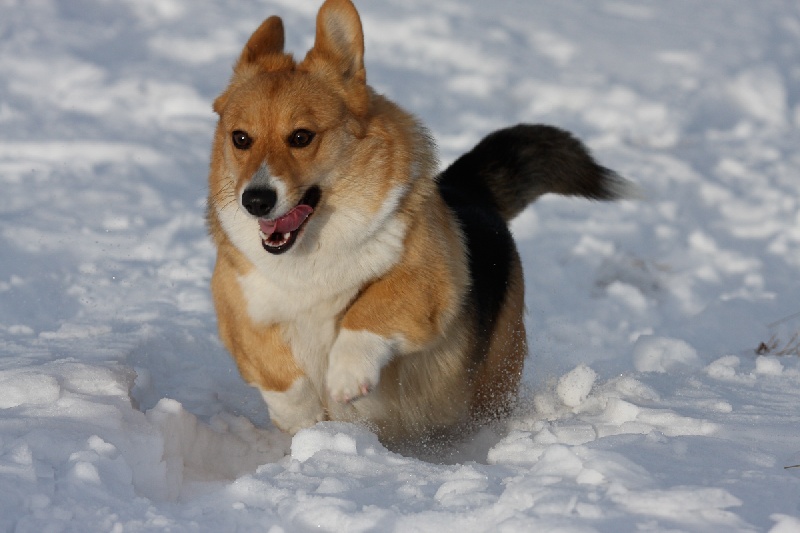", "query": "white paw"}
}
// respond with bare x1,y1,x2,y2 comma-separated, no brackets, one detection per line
327,329,395,404
259,377,326,434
